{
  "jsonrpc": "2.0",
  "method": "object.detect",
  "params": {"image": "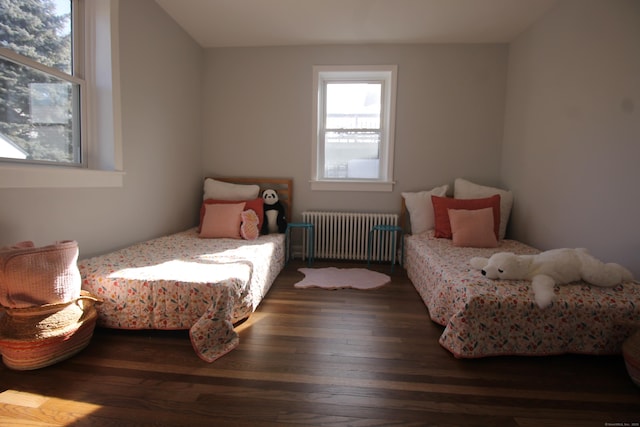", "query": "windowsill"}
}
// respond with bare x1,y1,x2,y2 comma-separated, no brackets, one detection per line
310,180,394,192
0,164,125,188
